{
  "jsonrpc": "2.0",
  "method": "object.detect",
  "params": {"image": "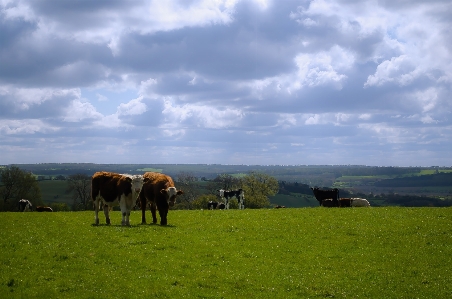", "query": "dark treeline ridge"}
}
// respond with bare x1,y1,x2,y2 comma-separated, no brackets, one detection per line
375,172,452,187
5,163,440,179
